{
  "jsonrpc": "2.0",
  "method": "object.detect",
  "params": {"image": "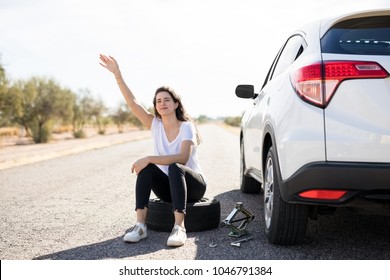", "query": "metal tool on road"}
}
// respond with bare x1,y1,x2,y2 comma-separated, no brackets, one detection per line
221,202,254,237
230,236,253,247
209,237,218,248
